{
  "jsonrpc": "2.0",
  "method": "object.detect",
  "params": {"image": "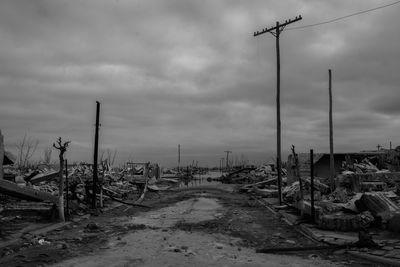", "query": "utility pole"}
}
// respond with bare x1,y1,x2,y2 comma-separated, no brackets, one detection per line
220,157,224,173
329,69,335,191
92,101,100,209
254,15,302,205
224,151,232,171
310,149,315,223
178,144,180,172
